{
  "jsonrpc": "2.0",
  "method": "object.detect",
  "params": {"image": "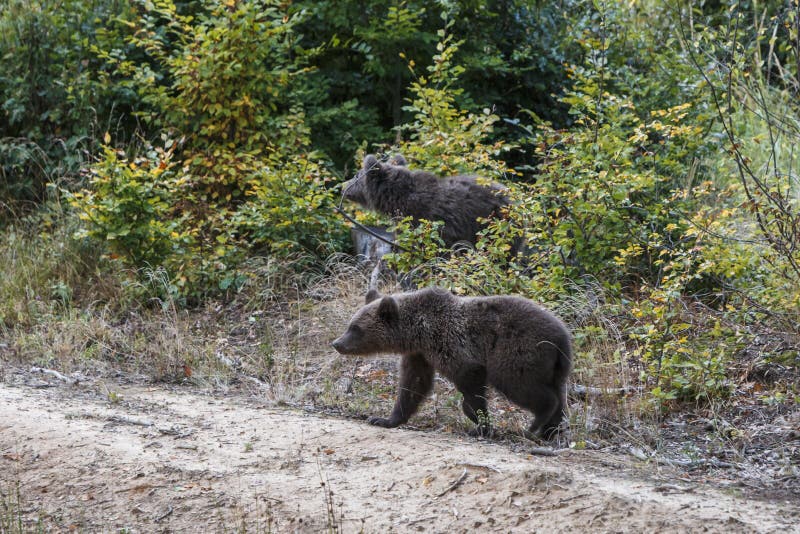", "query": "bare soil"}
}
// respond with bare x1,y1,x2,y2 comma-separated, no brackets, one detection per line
1,371,798,533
